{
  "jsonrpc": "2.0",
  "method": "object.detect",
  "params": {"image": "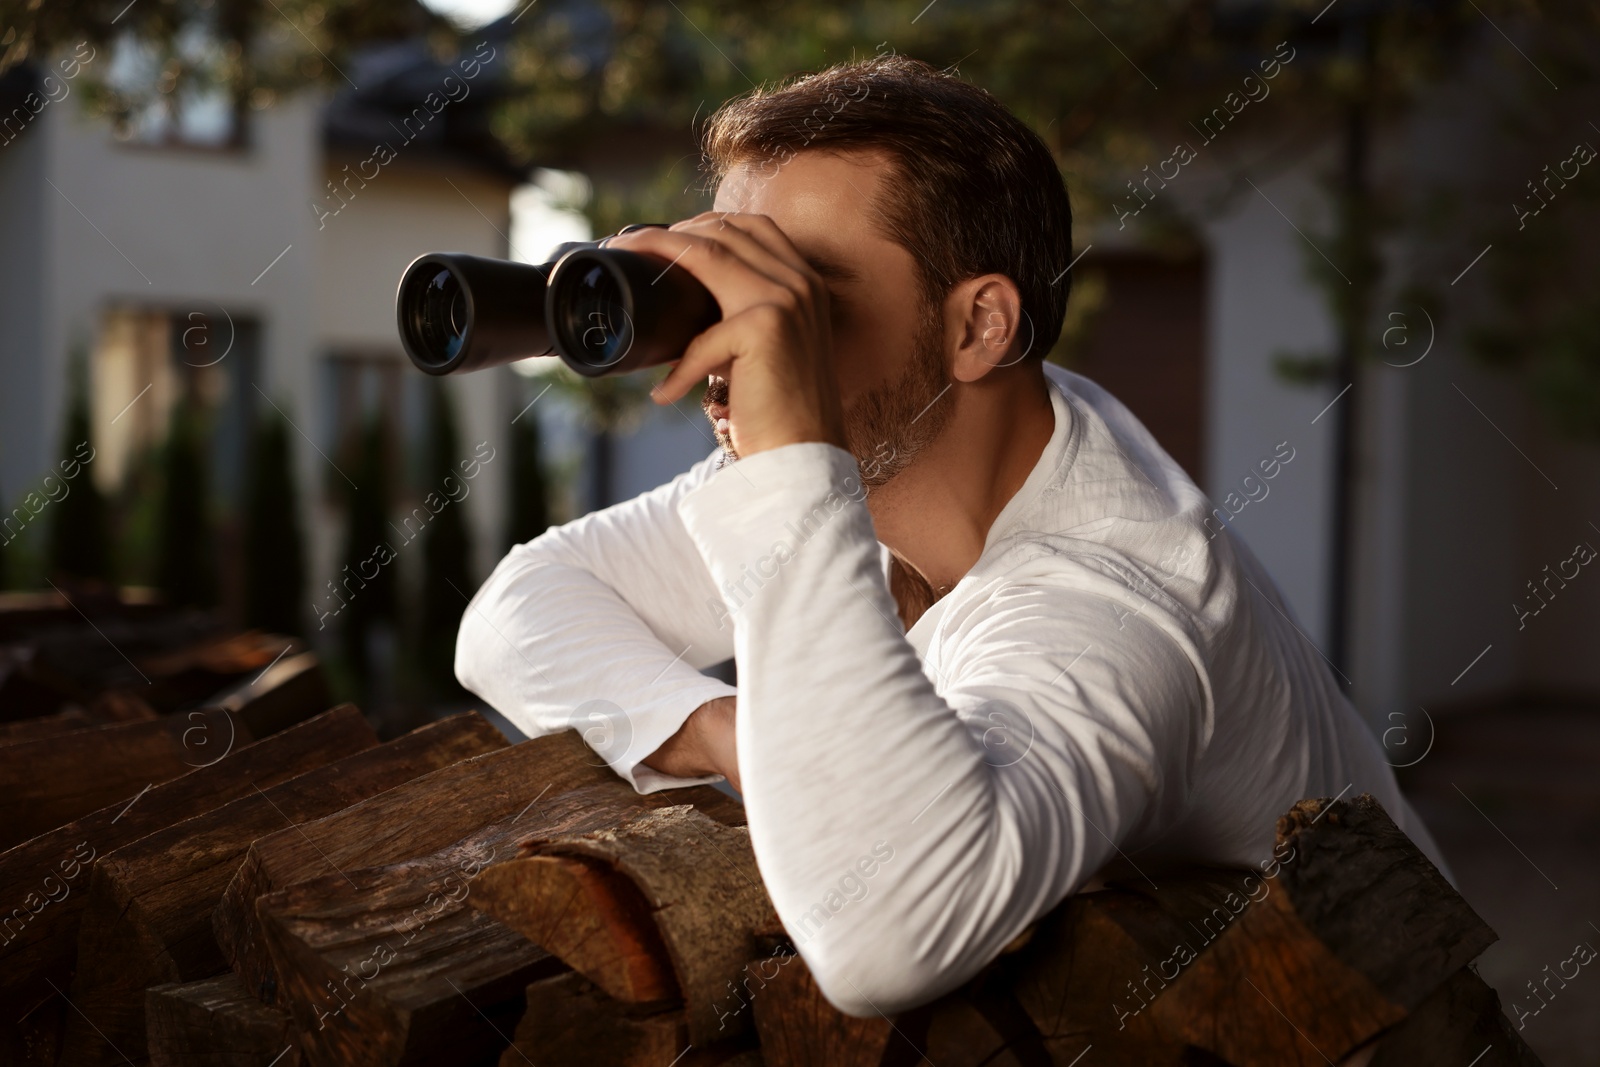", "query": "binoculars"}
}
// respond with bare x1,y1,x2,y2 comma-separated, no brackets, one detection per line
394,224,721,378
